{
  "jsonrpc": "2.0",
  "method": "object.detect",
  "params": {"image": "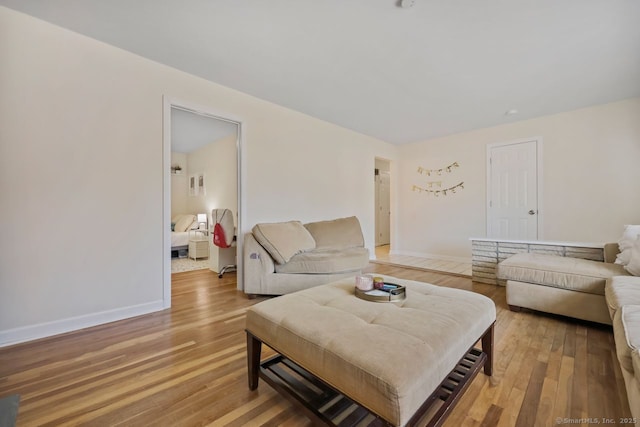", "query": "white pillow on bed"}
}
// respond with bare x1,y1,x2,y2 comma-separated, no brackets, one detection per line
174,214,196,232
